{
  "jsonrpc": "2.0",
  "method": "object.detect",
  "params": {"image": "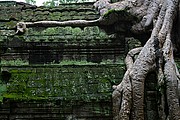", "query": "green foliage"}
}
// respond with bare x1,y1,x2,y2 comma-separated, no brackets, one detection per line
43,0,59,7
43,0,95,6
25,0,36,5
